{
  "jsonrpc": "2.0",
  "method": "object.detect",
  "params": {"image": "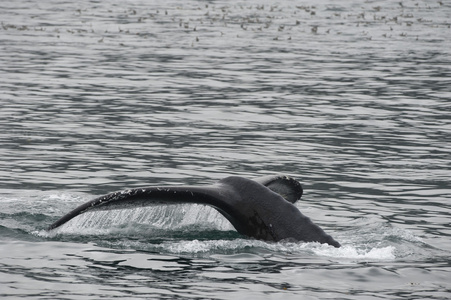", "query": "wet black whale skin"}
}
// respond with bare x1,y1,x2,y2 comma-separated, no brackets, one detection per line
48,175,340,248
